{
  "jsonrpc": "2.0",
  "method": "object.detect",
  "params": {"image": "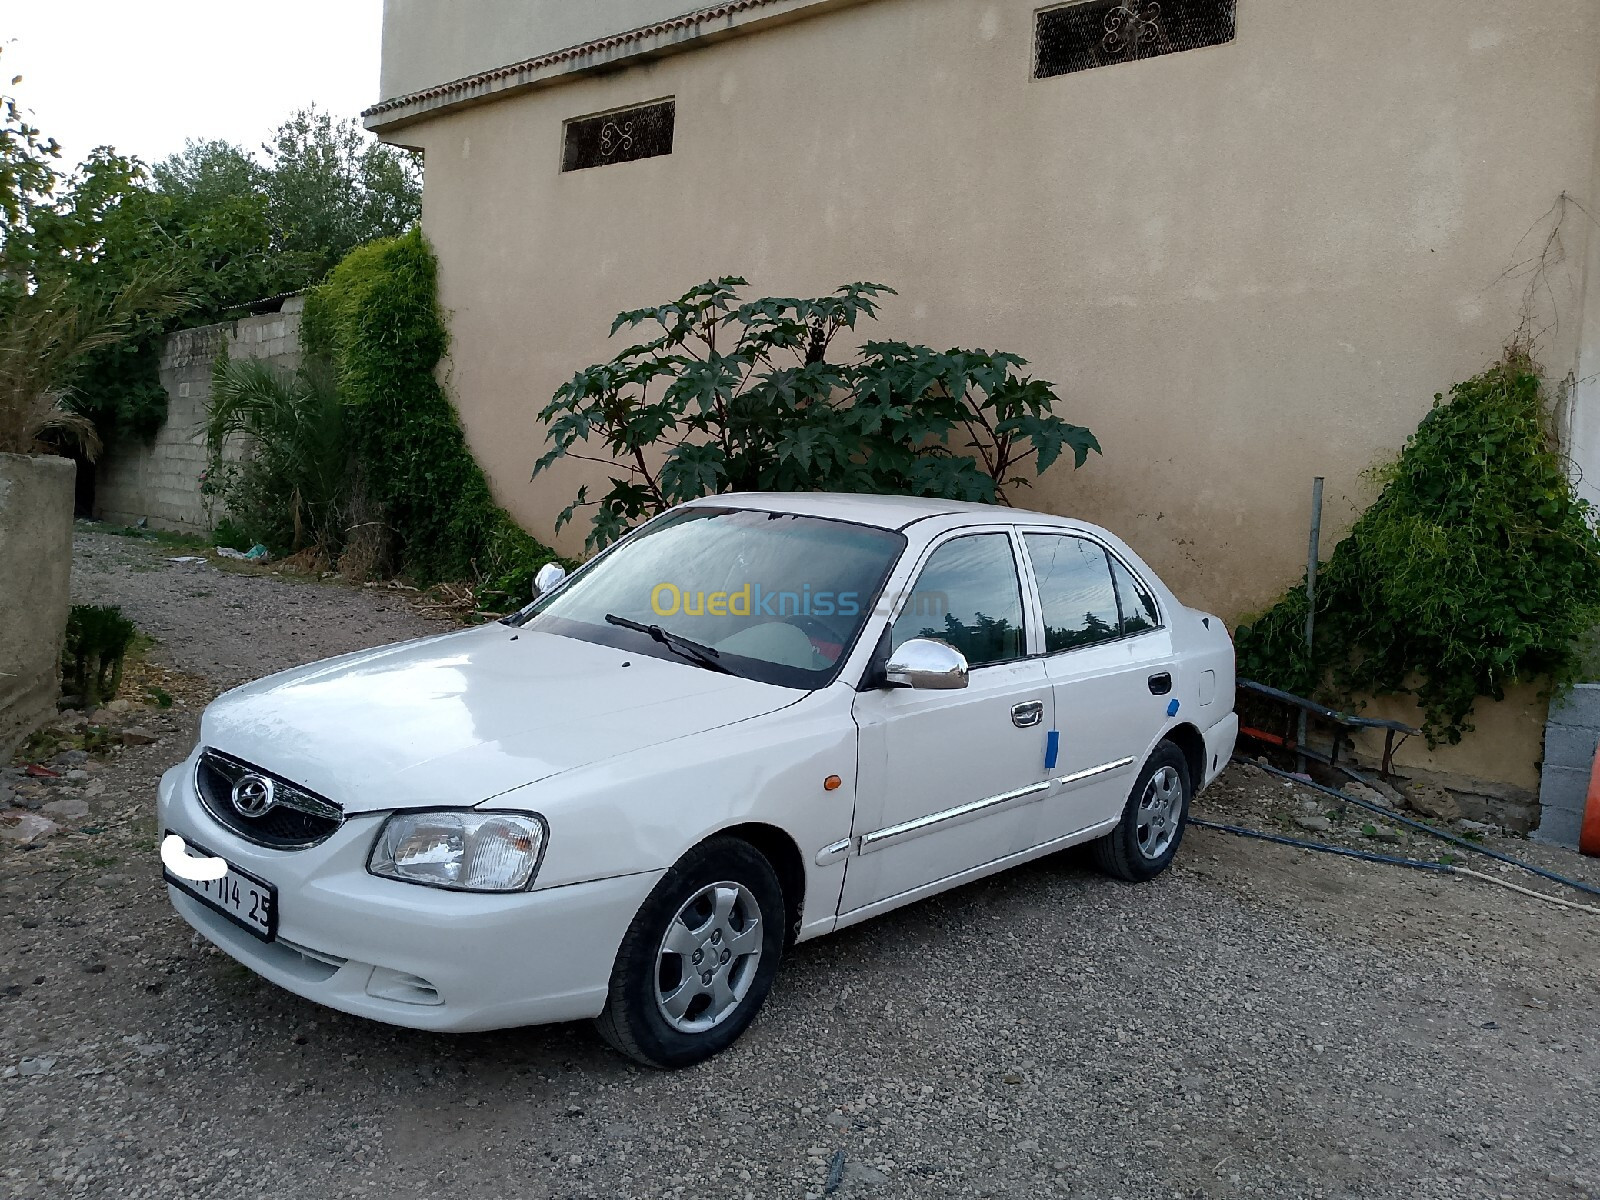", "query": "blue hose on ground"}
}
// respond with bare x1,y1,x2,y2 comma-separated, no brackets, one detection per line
1187,817,1453,873
1234,757,1600,900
